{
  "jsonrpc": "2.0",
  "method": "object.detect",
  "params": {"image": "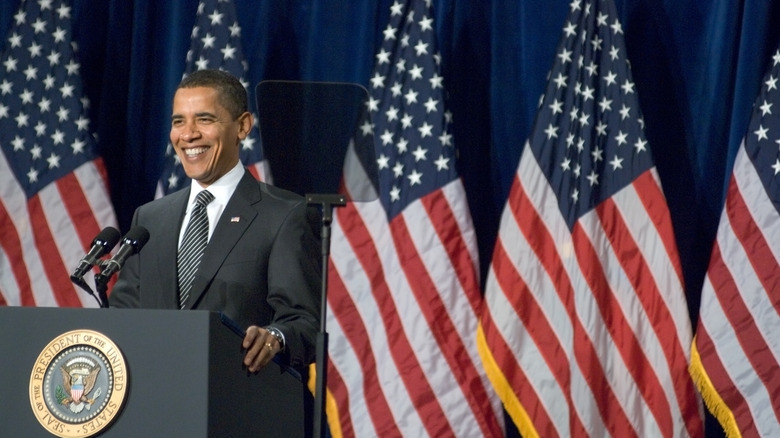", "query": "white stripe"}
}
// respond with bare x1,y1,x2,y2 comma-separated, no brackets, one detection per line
38,182,97,307
402,184,501,435
699,276,780,436
515,147,668,436
329,204,424,435
727,148,780,364
0,150,56,306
